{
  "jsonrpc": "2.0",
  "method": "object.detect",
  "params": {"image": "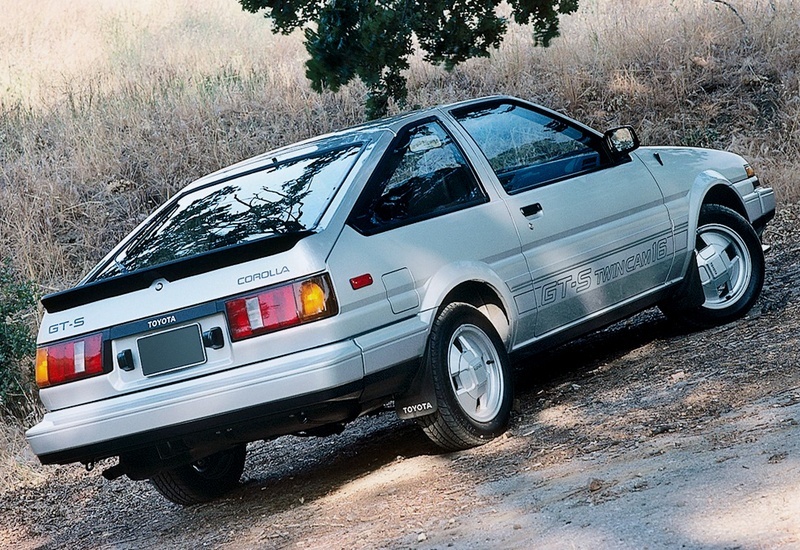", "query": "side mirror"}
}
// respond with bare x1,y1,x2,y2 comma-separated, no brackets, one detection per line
604,126,640,156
